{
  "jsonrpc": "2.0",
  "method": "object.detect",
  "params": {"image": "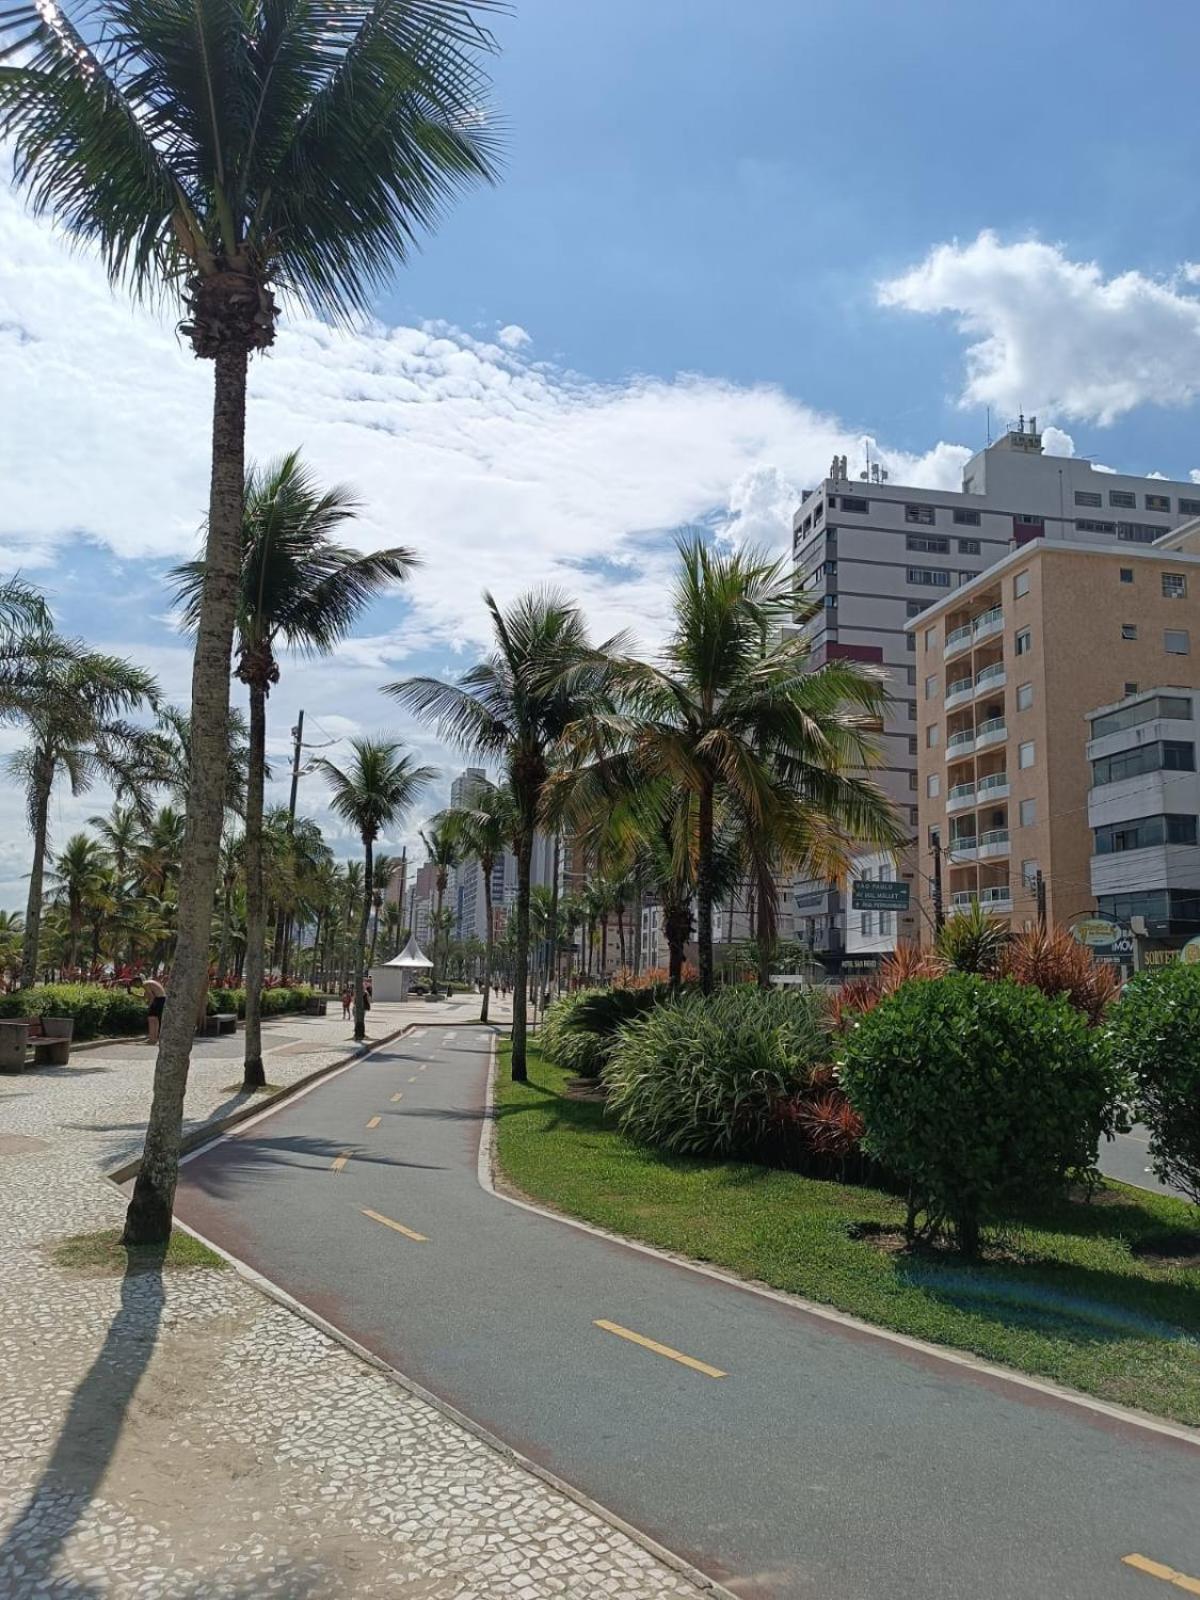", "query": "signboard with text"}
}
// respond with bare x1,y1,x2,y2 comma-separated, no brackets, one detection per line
851,880,910,912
